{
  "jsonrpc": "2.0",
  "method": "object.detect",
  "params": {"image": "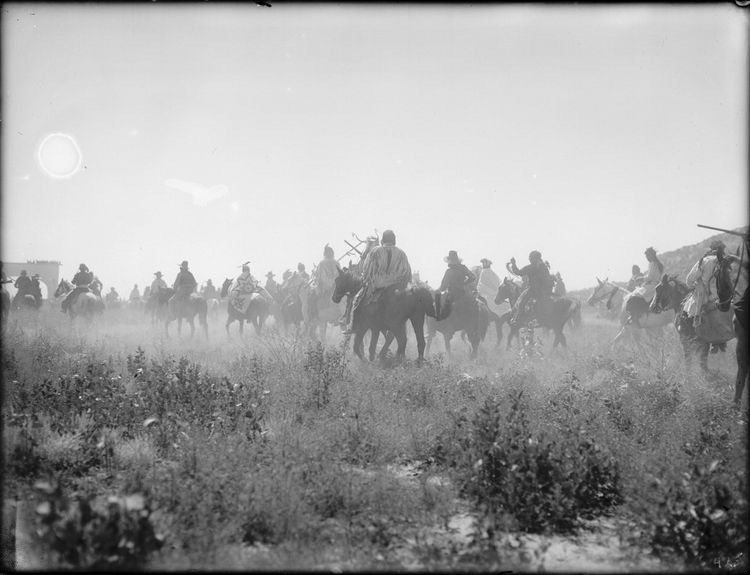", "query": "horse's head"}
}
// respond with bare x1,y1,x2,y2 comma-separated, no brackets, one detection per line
650,274,688,313
220,278,233,299
332,267,359,304
495,277,518,305
412,285,437,318
586,277,611,306
54,279,71,298
716,257,734,312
